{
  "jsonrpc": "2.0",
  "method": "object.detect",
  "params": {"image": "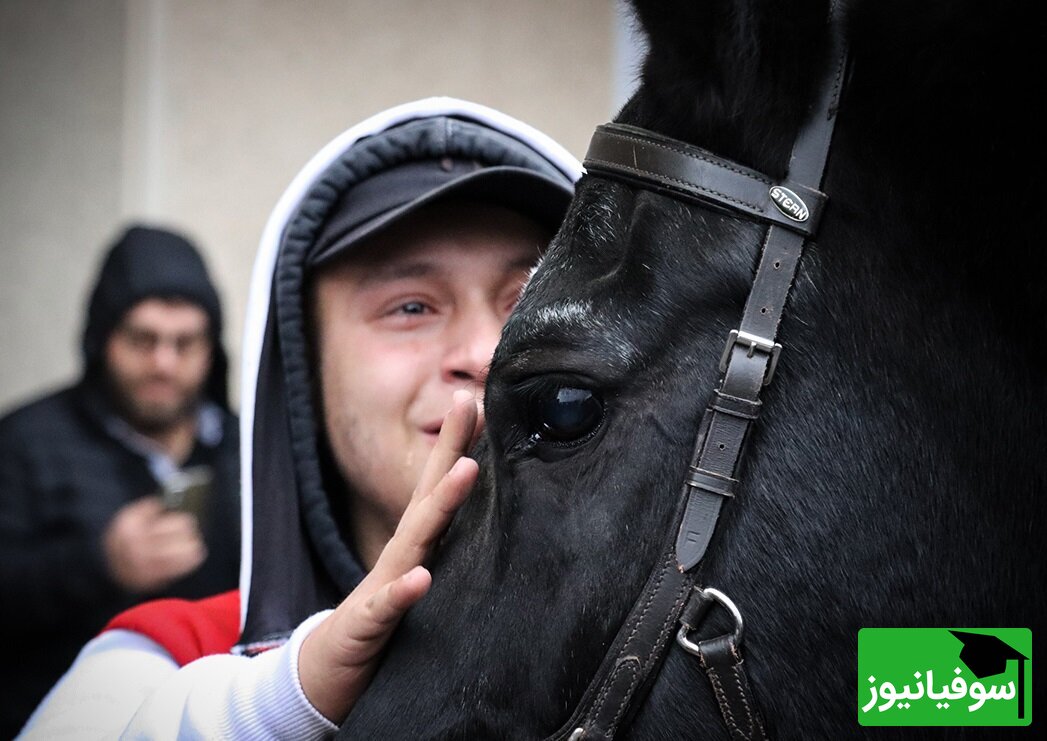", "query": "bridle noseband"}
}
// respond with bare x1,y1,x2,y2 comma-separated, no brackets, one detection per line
545,13,849,741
